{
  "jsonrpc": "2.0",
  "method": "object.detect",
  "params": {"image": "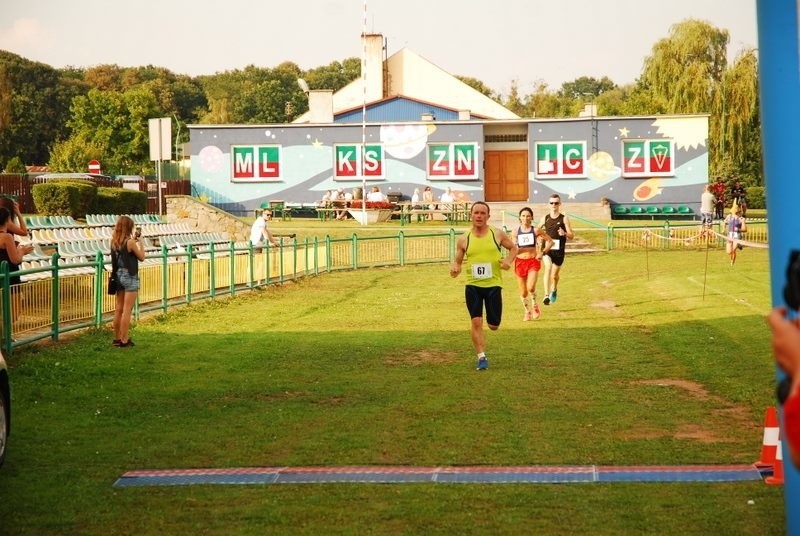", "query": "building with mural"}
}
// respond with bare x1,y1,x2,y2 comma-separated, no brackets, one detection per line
189,35,708,216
